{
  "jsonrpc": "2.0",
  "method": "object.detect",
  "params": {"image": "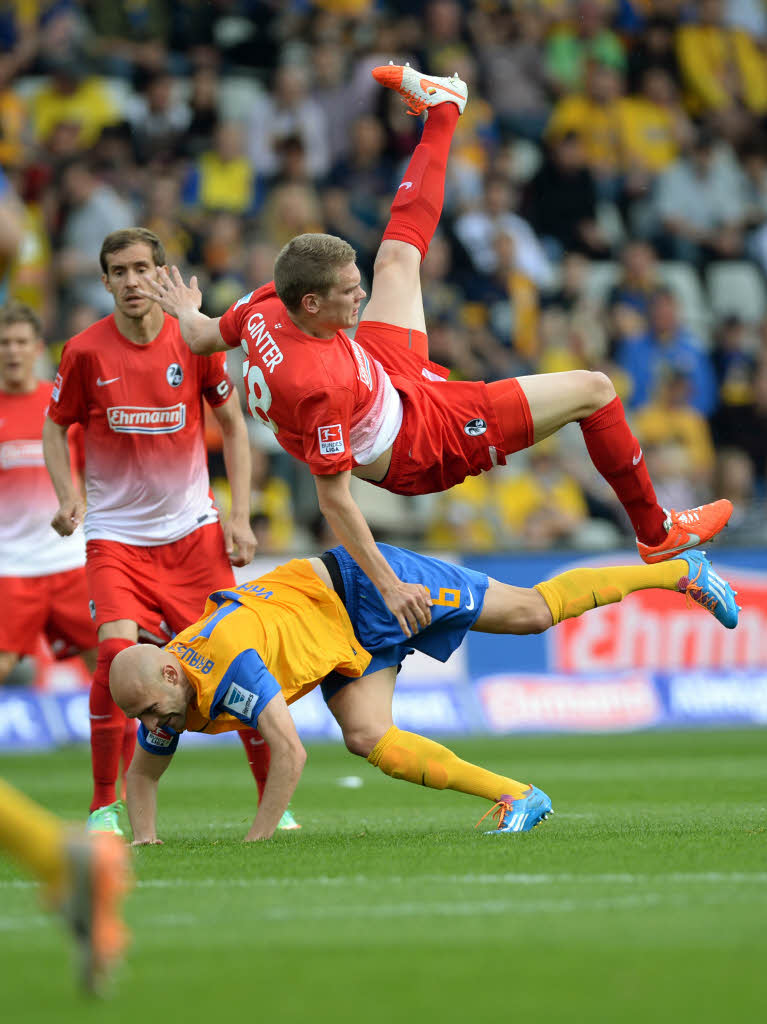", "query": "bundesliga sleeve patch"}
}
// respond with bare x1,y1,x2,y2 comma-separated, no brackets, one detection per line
51,372,63,402
221,681,258,722
145,727,174,748
318,424,345,455
137,723,179,756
